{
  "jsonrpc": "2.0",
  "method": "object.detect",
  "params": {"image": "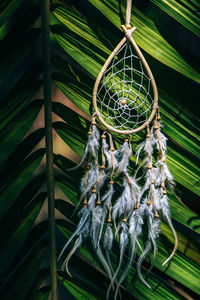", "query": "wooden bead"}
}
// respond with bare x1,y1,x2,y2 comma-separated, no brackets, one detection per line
148,165,152,169
96,200,101,205
110,147,115,151
154,125,158,130
135,204,139,209
161,158,166,162
83,199,87,205
124,138,129,142
100,165,105,169
109,180,114,185
157,116,161,120
126,24,132,29
122,218,127,223
147,200,151,205
121,99,127,105
88,131,92,135
155,213,159,218
92,189,96,193
163,190,167,195
146,134,151,138
92,121,96,125
107,218,112,223
151,181,155,184
101,134,106,139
